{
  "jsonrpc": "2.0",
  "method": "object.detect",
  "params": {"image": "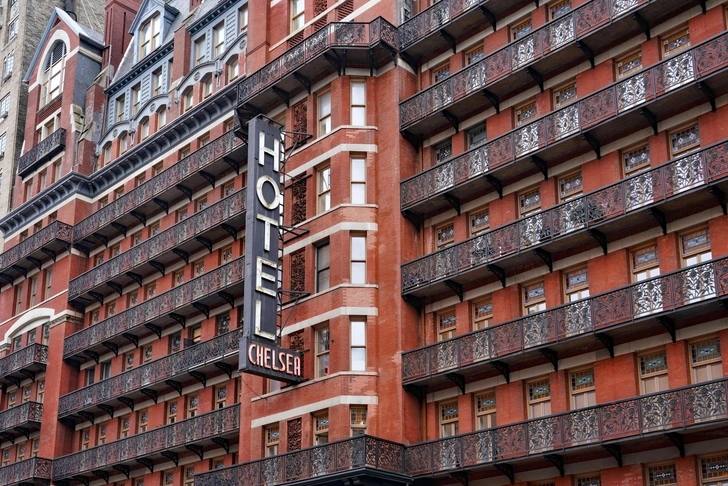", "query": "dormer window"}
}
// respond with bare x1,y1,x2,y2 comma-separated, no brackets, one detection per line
42,42,67,106
194,36,206,66
139,14,162,59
